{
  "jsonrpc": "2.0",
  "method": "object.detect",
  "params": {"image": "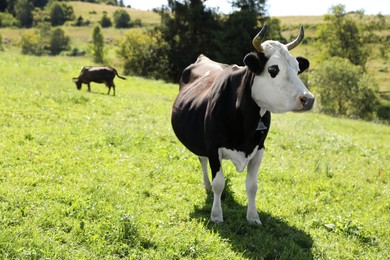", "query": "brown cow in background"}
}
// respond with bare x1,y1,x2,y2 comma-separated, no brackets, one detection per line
73,66,126,96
